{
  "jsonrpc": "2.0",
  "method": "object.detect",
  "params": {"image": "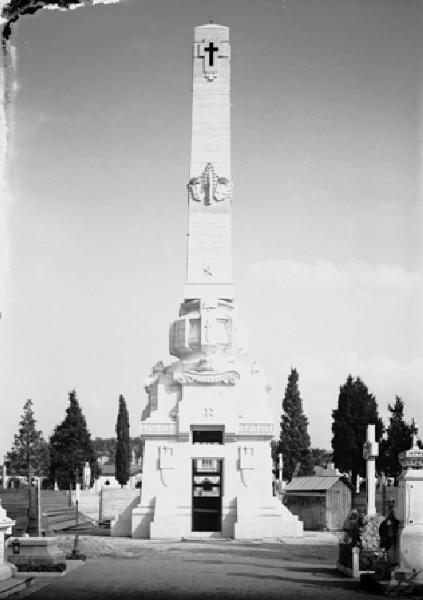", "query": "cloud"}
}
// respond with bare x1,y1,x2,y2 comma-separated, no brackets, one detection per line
250,259,423,292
